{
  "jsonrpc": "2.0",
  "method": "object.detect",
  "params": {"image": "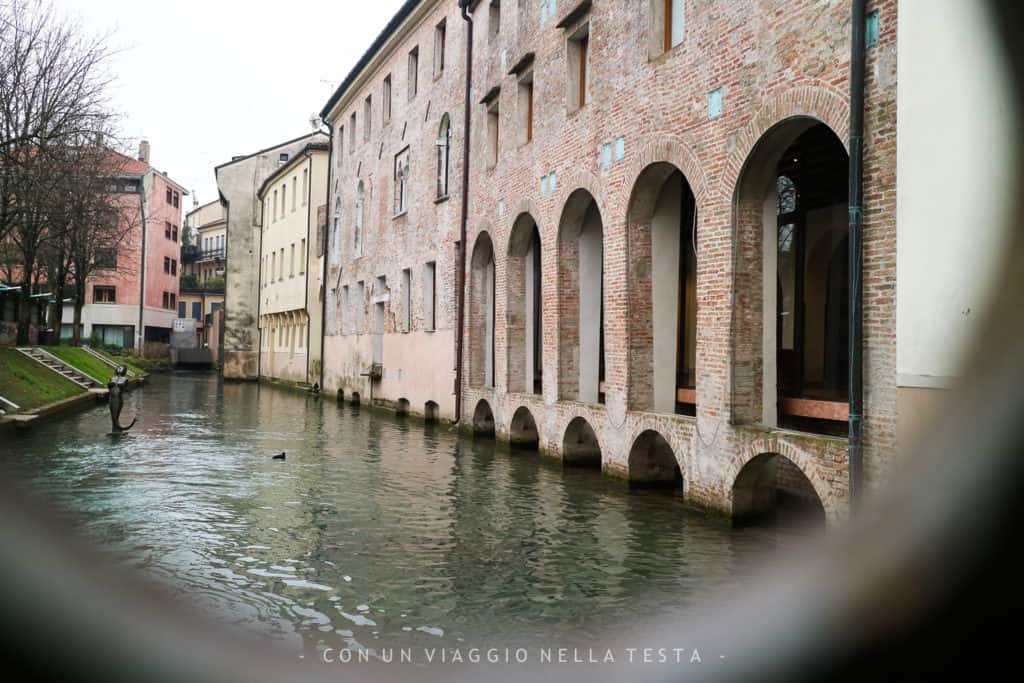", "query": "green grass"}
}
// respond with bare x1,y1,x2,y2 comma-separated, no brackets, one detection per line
45,346,119,384
77,347,147,376
0,347,85,412
107,353,163,374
